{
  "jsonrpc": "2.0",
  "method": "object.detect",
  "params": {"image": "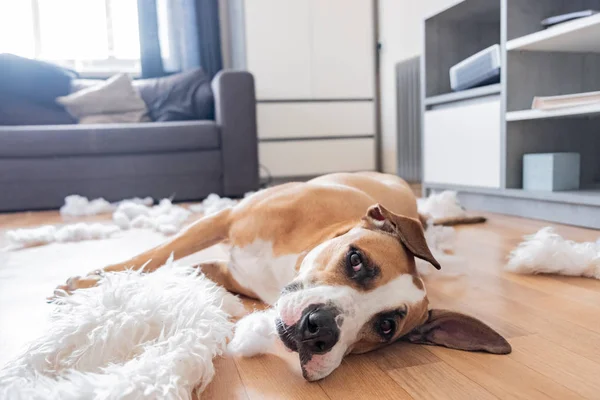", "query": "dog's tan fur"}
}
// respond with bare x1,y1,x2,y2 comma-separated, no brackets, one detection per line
57,172,418,294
